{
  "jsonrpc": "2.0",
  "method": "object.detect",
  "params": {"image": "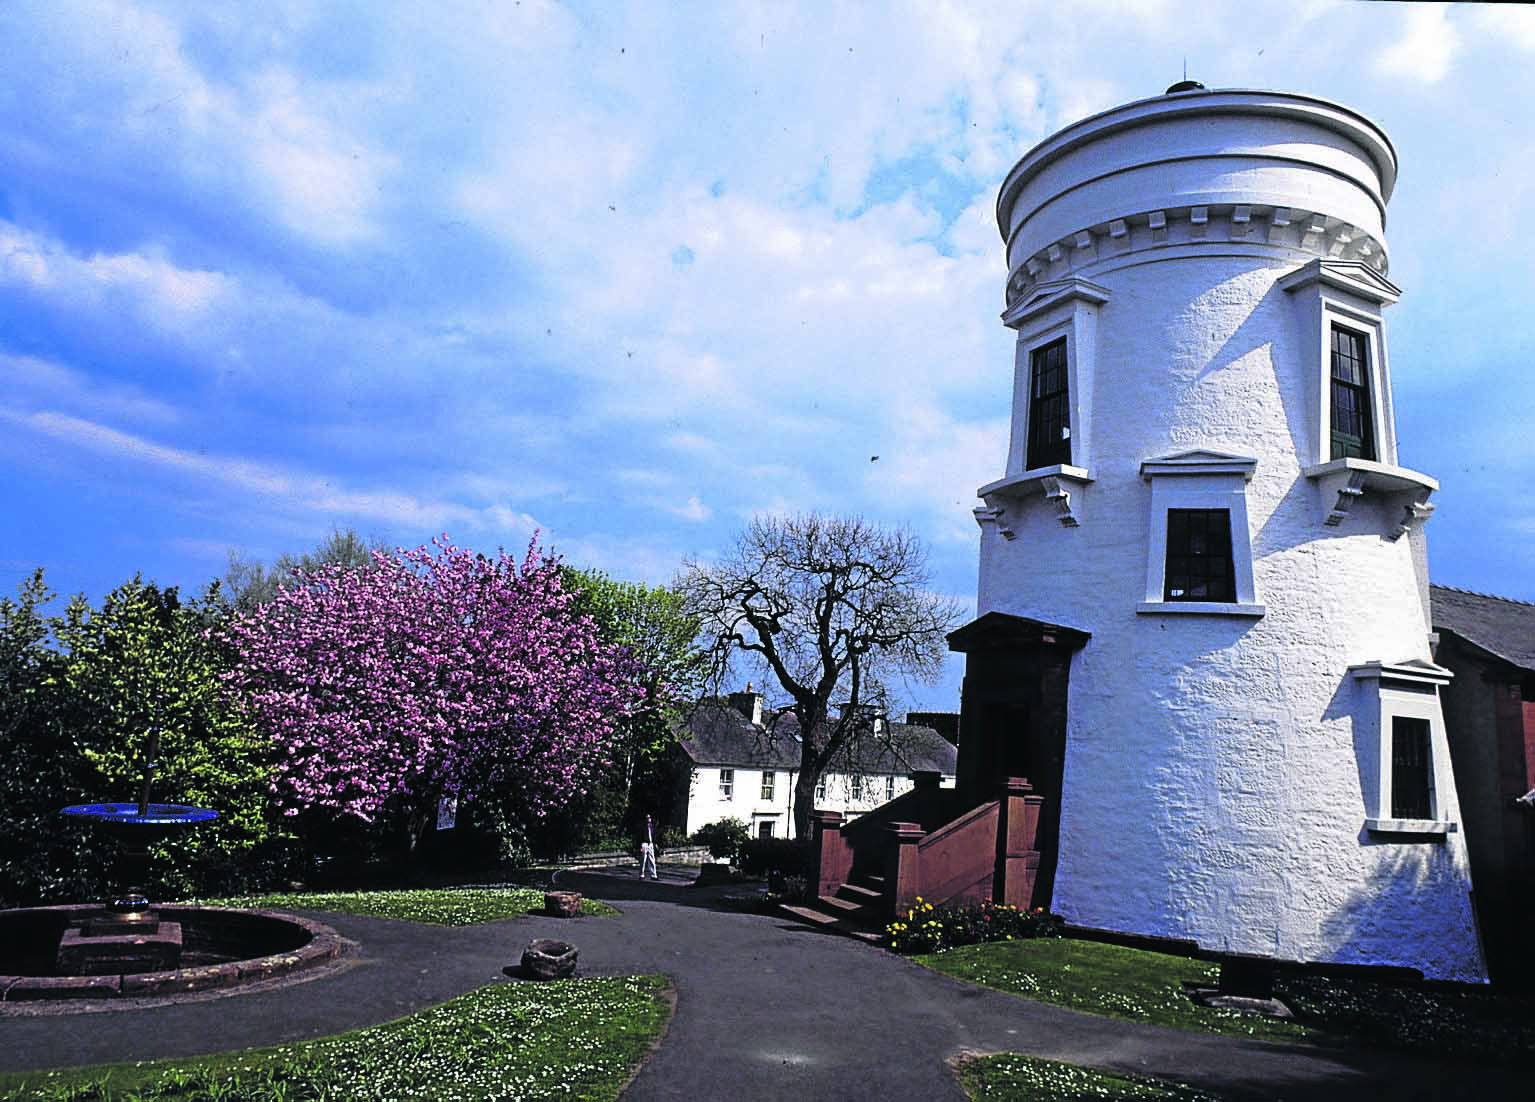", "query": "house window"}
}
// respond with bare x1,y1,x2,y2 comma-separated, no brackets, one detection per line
1138,452,1263,617
760,771,775,801
815,777,827,802
850,775,864,801
1391,717,1433,821
885,775,896,801
758,820,774,839
1330,325,1375,461
1164,509,1235,602
719,768,733,801
1026,338,1071,470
